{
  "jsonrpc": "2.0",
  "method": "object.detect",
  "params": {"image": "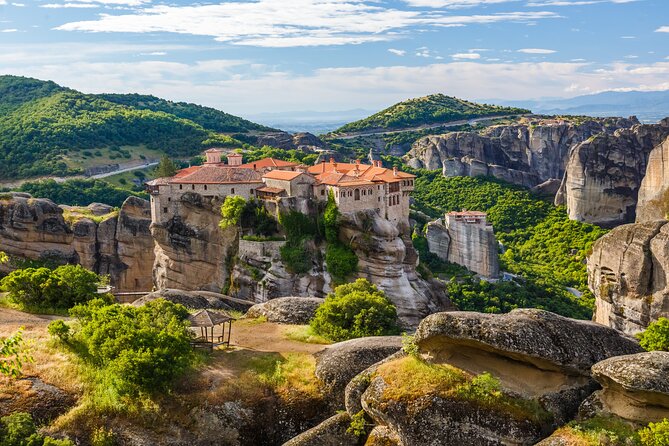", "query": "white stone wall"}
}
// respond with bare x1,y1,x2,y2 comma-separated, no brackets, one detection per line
238,239,286,261
443,219,500,278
